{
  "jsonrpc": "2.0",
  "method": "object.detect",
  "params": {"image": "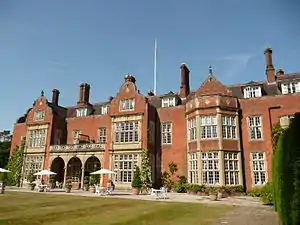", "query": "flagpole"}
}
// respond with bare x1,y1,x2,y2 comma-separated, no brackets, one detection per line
154,39,157,95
